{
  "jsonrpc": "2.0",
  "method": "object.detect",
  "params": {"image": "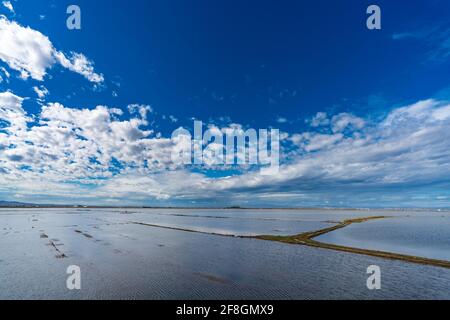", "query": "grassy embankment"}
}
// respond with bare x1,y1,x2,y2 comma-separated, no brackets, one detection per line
256,216,450,269
131,216,450,268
